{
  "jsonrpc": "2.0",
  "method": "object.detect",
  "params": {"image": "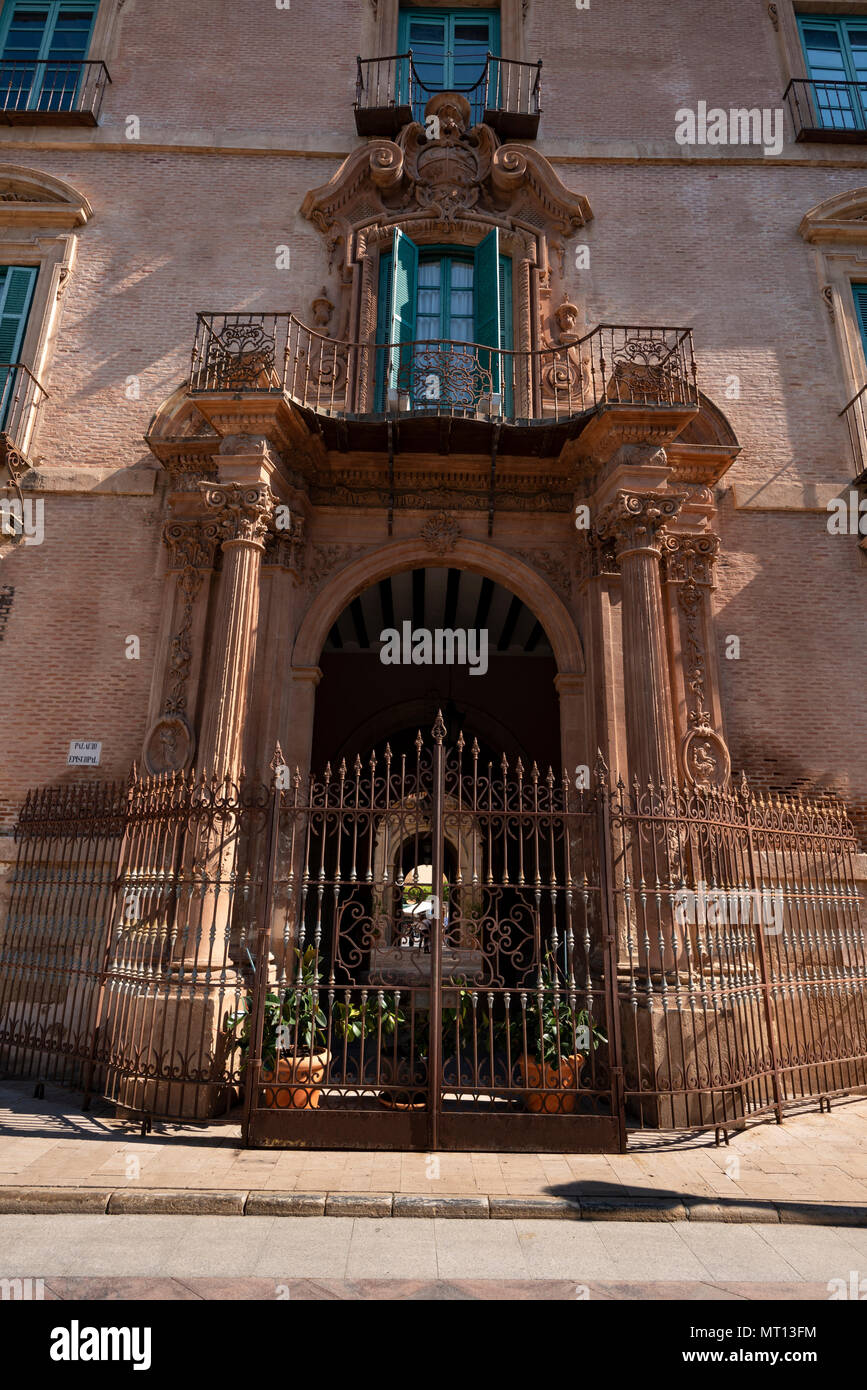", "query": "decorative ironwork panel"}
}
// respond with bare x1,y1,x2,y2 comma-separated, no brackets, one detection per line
241,723,621,1151
609,776,867,1131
